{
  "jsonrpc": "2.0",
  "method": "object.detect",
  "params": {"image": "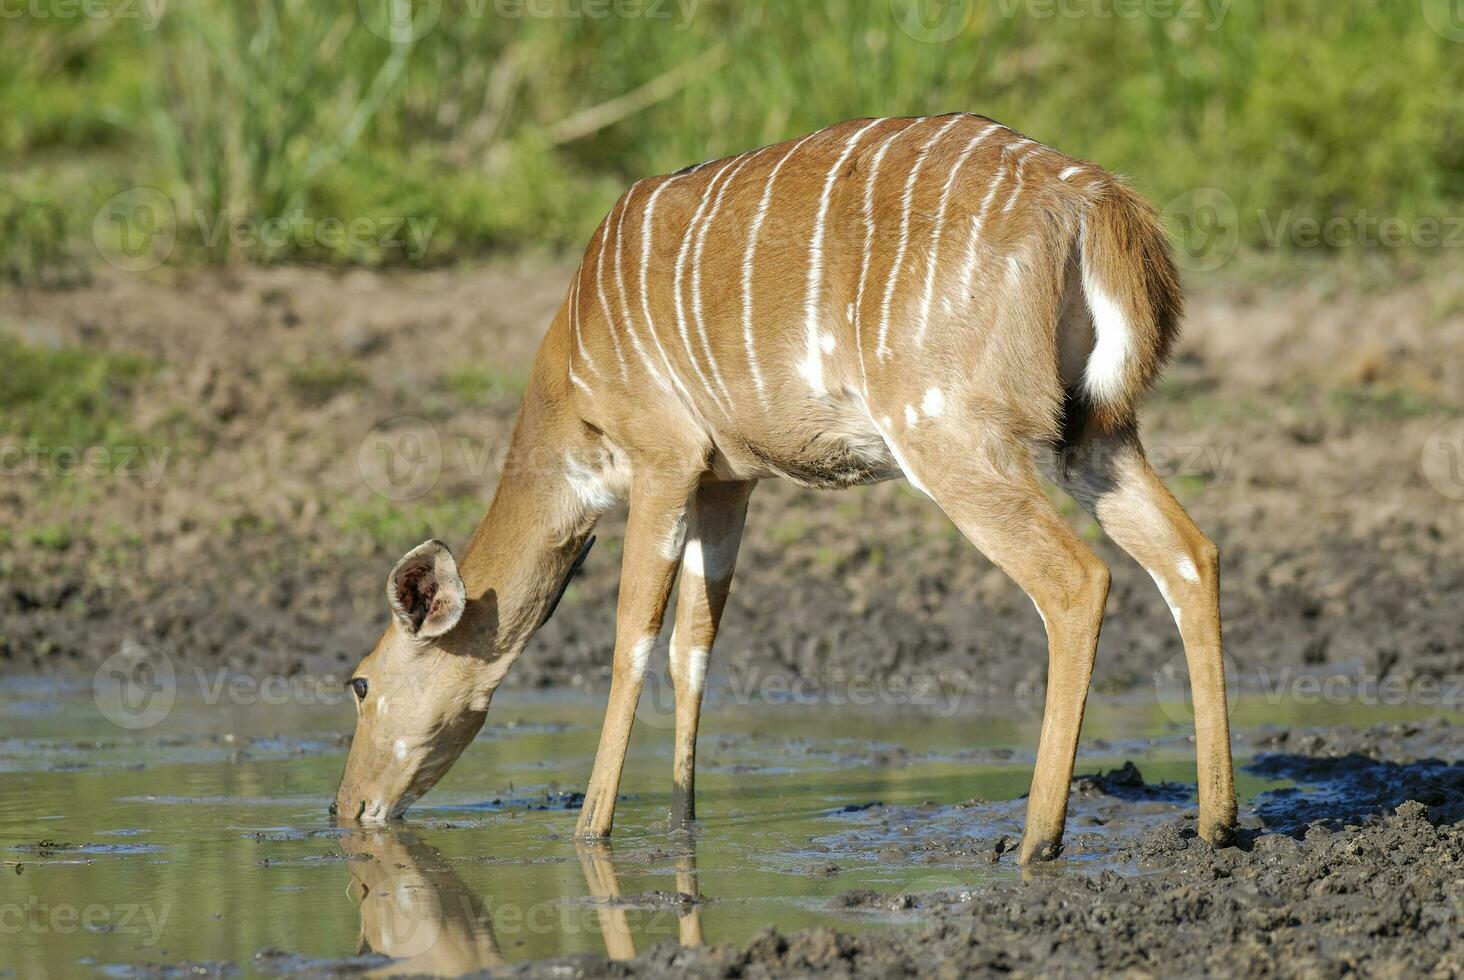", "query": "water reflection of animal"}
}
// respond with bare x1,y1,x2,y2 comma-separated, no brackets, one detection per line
342,830,704,972
344,829,504,977
576,841,705,959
